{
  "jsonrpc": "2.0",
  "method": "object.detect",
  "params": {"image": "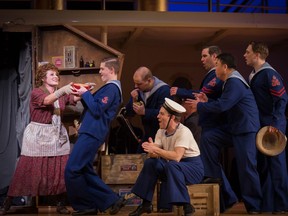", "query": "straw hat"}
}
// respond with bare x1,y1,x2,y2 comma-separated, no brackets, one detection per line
256,126,287,156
